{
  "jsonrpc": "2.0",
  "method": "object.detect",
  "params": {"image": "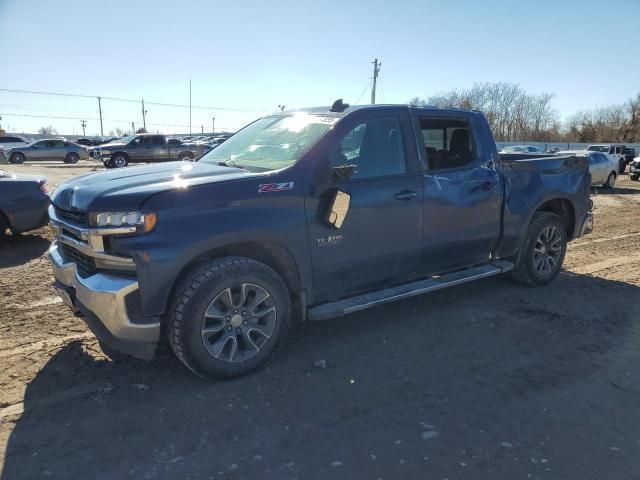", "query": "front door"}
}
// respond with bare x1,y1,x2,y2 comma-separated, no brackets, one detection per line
413,112,502,274
306,110,424,302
